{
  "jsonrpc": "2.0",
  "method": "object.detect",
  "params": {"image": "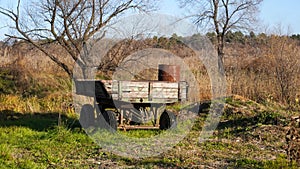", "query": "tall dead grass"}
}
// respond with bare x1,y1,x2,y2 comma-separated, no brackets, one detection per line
225,36,300,105
1,36,299,107
0,92,73,114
